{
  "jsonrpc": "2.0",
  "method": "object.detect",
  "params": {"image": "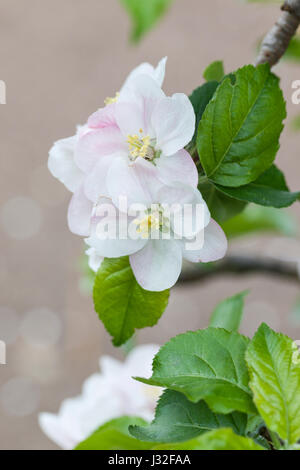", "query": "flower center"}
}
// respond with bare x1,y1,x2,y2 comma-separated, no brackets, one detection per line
134,206,170,239
104,92,120,106
134,214,159,239
127,129,155,161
